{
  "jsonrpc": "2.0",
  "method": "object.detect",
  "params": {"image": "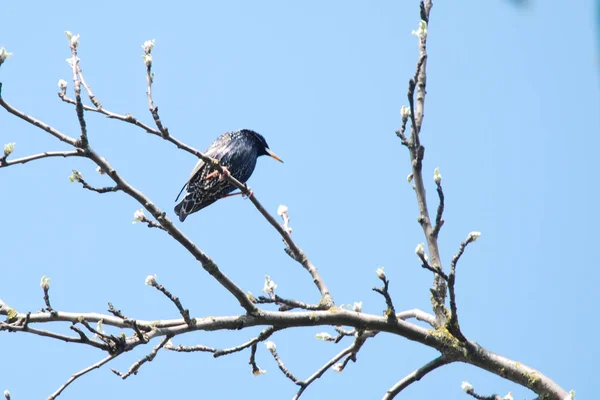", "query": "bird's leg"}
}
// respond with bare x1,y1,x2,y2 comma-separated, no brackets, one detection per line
242,184,254,199
221,191,243,198
205,166,231,181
